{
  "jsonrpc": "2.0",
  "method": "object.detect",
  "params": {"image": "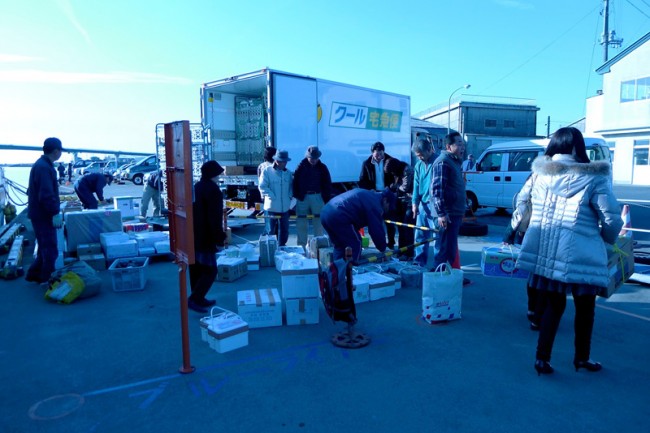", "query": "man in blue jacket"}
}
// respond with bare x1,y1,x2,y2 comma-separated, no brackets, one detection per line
321,188,396,262
25,137,64,284
74,172,113,209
